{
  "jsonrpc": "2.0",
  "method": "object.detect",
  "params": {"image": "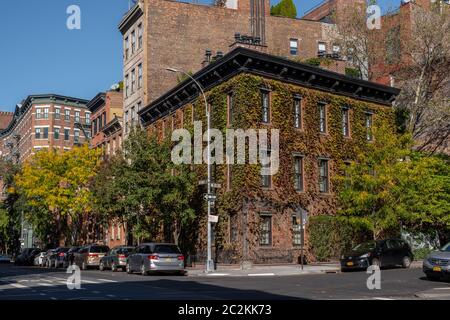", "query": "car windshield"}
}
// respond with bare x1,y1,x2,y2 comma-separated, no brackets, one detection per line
118,247,134,254
351,241,376,252
154,245,181,254
90,246,109,253
440,243,450,252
